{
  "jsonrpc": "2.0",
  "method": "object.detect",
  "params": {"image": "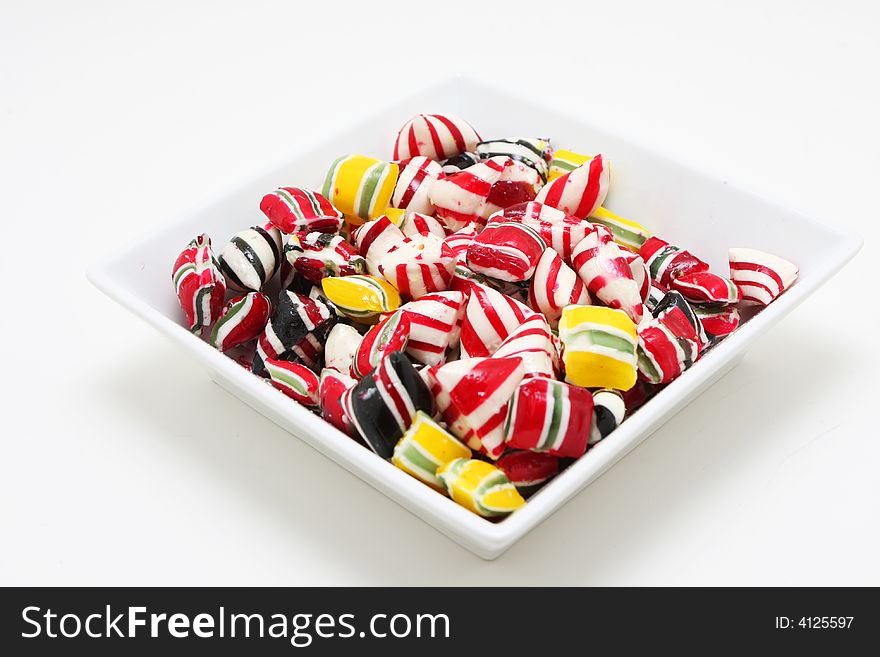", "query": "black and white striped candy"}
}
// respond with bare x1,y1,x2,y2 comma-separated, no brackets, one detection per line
476,138,552,183
218,225,283,292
